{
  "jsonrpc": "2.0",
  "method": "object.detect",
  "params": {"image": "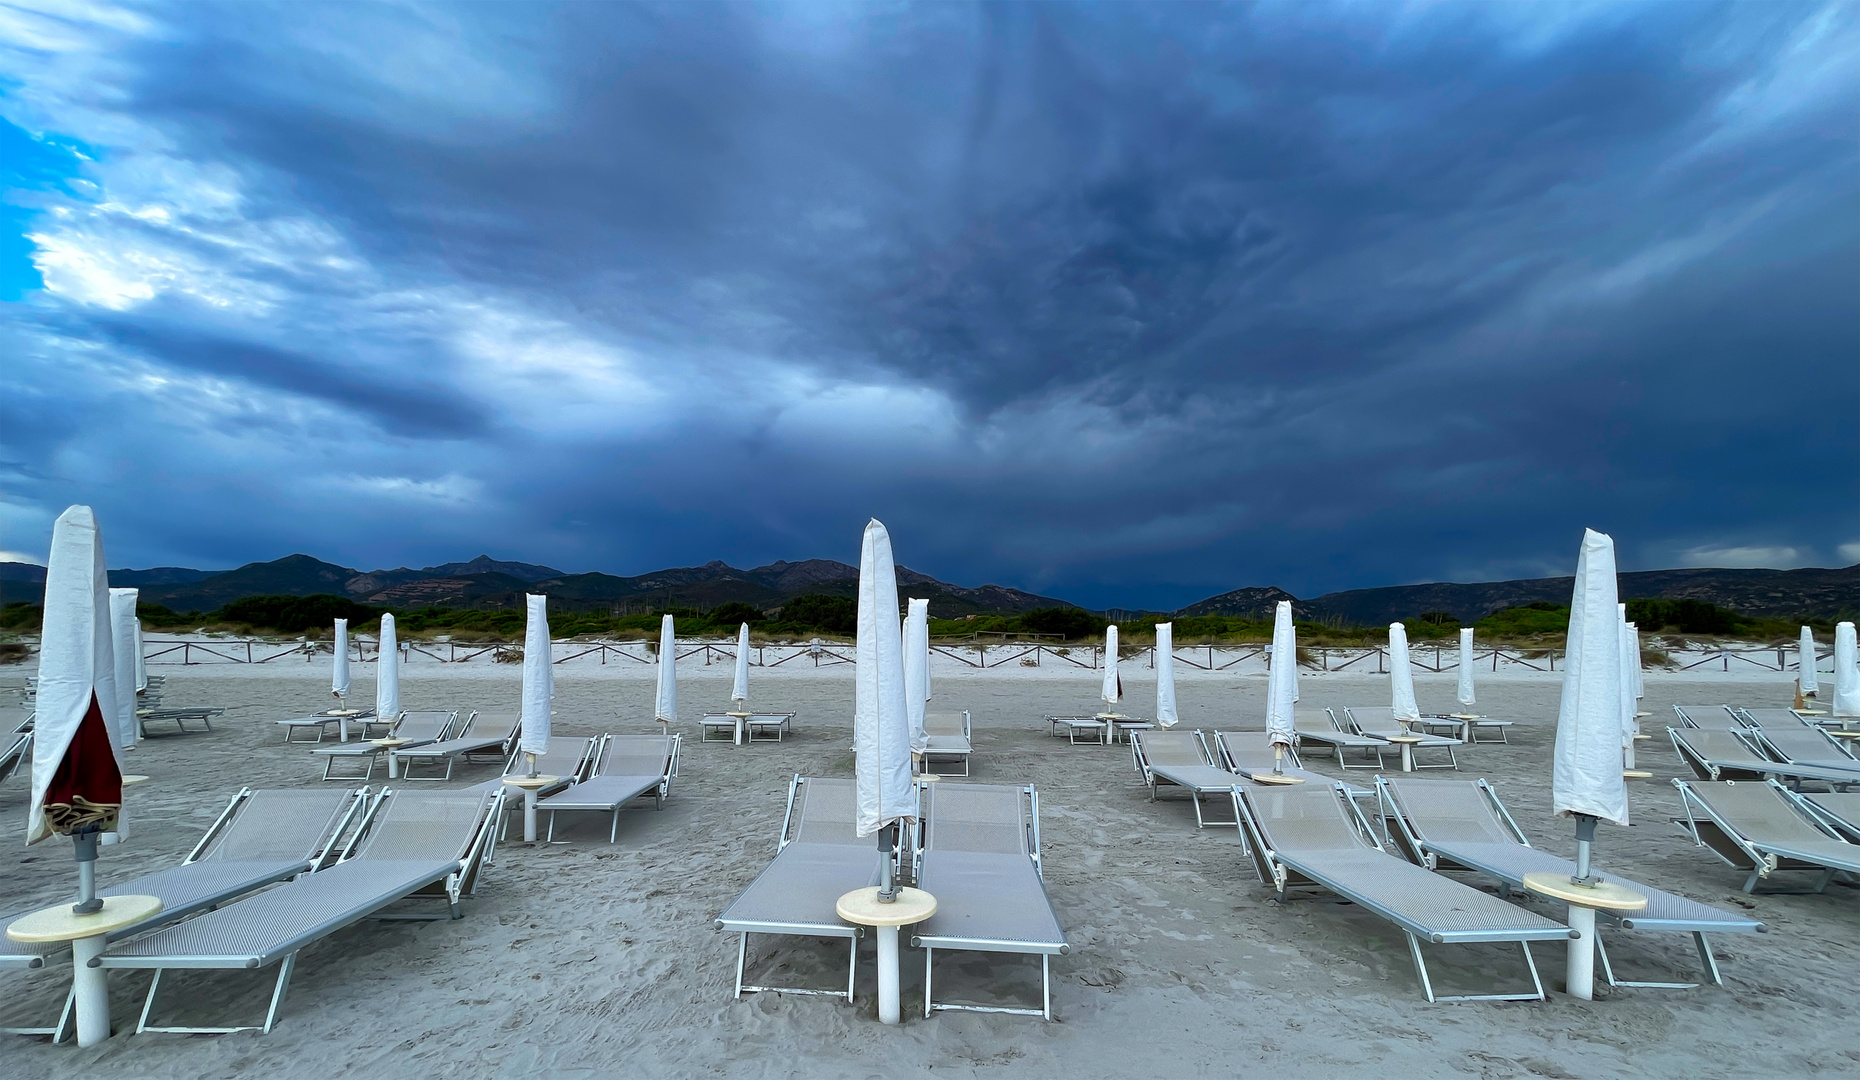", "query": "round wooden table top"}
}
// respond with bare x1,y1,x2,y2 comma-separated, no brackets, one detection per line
1521,872,1646,911
7,894,163,944
372,737,409,747
501,774,560,790
1248,772,1306,785
1386,734,1425,744
837,887,937,927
